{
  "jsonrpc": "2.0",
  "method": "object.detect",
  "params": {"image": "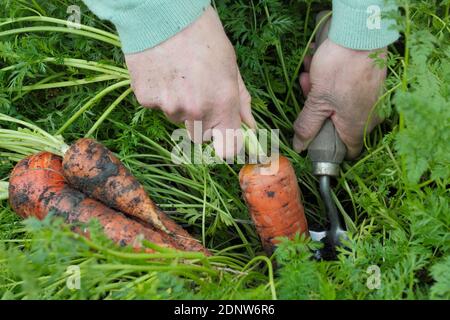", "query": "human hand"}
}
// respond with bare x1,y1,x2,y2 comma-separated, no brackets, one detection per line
293,38,387,159
125,6,255,159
